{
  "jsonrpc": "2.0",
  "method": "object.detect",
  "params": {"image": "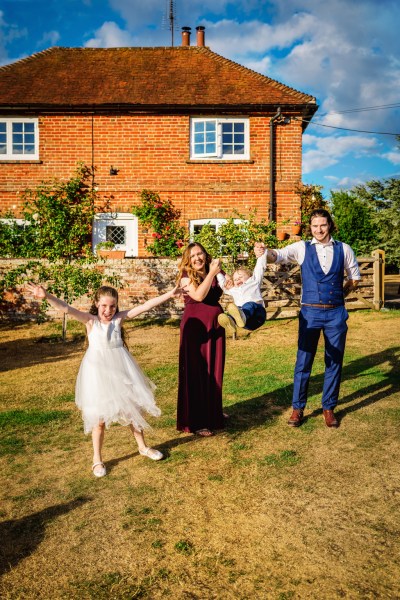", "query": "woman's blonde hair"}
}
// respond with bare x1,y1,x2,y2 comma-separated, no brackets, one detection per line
177,243,212,288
